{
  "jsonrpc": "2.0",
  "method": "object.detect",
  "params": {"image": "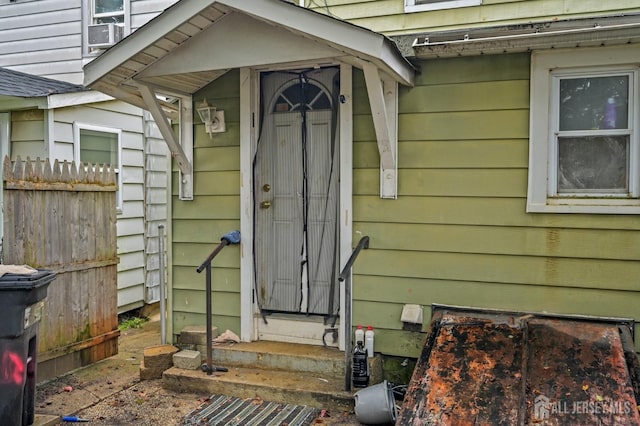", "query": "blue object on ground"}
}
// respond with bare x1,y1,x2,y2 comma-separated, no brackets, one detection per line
61,416,90,422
